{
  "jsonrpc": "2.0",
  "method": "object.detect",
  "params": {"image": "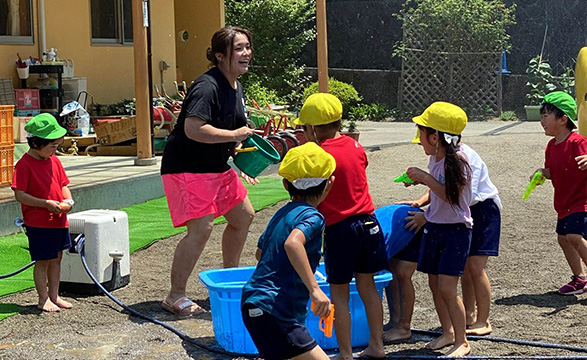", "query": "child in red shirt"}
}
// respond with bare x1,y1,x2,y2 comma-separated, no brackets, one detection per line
531,91,587,295
12,114,74,312
294,93,387,360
